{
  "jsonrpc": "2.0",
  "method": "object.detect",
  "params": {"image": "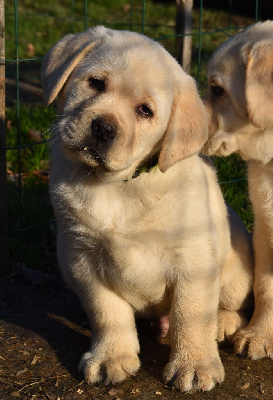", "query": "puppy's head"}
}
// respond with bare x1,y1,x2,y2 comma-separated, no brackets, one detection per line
42,26,207,181
203,20,273,161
